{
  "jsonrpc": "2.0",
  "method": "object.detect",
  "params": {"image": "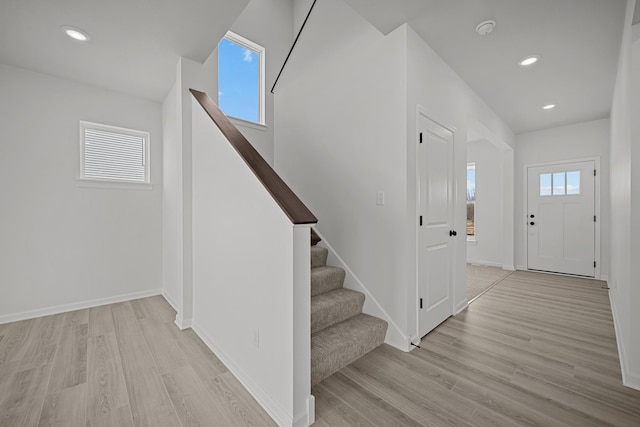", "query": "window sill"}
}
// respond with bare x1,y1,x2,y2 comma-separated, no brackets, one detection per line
229,116,267,132
77,179,153,191
467,238,478,246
